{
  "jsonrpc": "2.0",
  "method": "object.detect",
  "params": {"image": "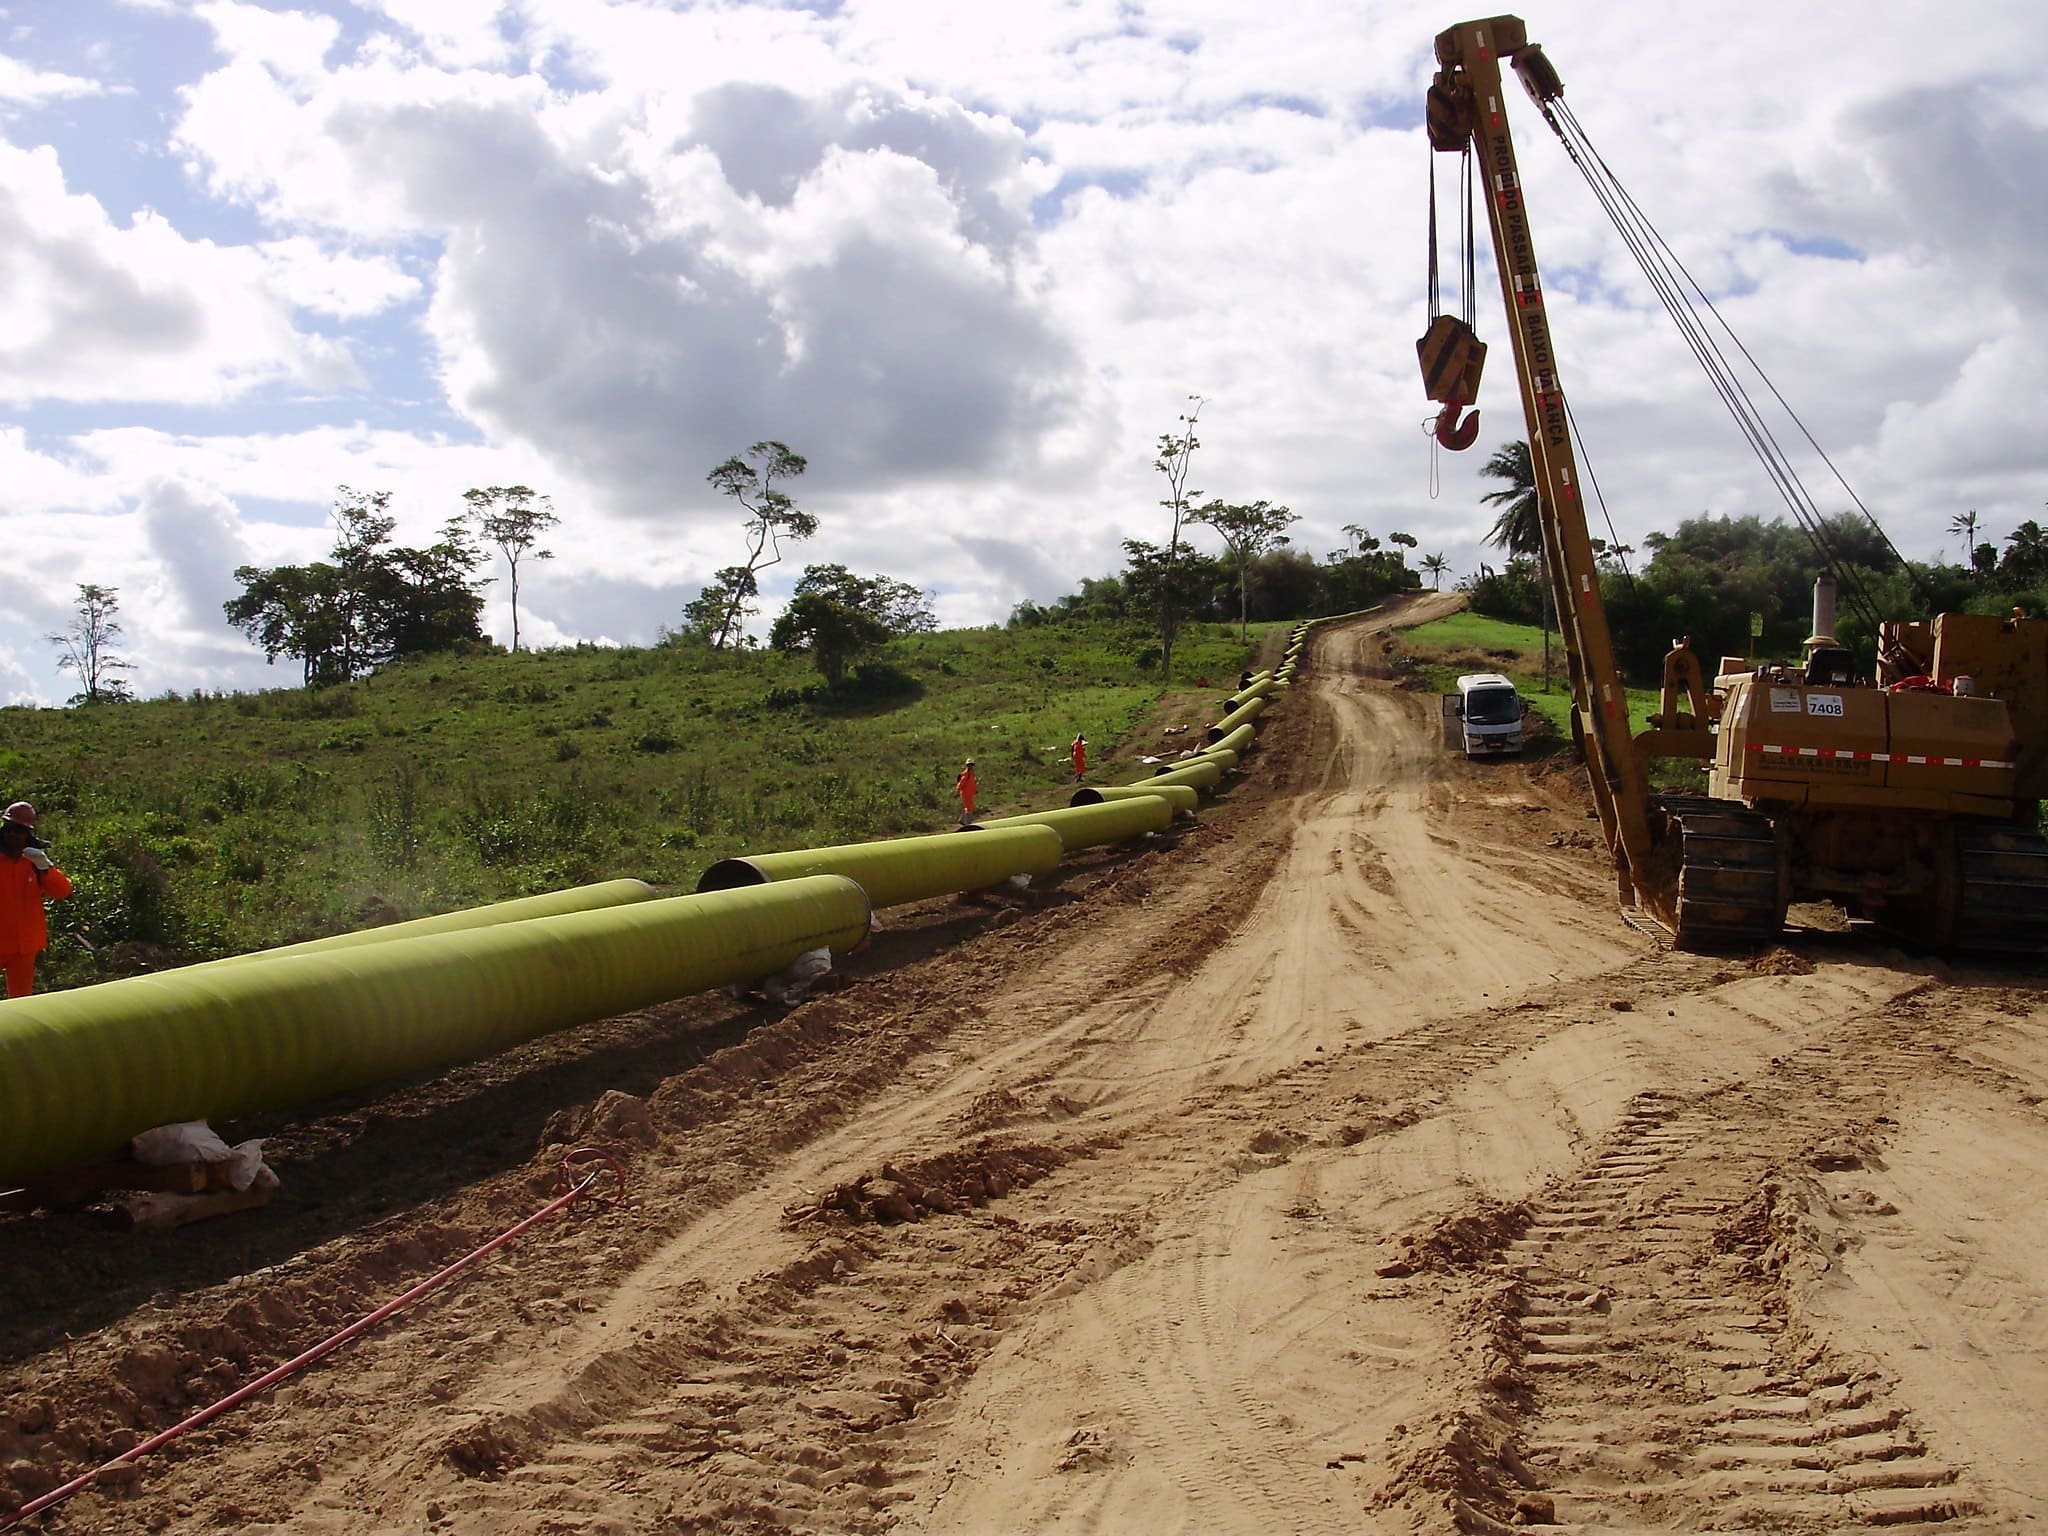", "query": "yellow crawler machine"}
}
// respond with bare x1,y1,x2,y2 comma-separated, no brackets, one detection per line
1423,15,2048,953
